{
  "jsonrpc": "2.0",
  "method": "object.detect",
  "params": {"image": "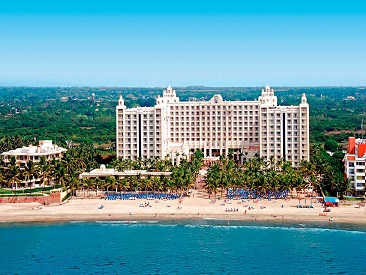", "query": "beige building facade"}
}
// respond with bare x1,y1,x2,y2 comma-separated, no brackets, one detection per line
116,85,309,166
